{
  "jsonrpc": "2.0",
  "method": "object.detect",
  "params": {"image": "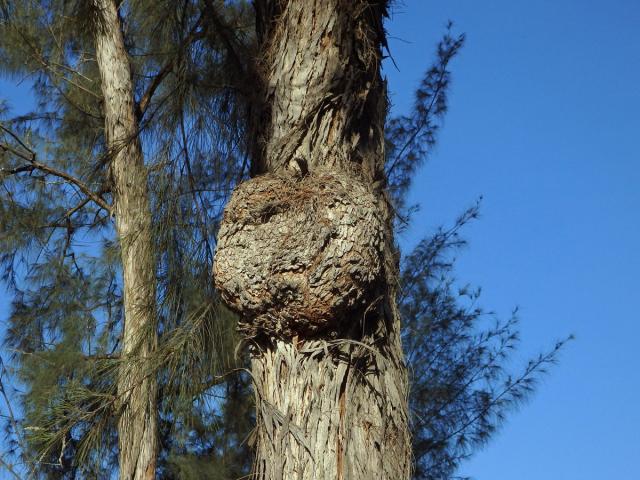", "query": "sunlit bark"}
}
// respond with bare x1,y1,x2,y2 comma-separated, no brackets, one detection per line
91,1,158,478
